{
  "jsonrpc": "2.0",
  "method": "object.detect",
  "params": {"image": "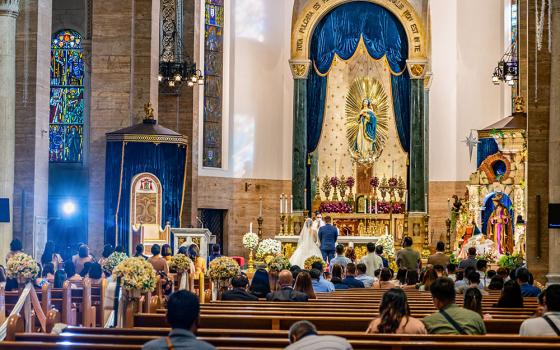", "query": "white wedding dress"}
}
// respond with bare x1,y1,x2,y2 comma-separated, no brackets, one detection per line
289,218,323,267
